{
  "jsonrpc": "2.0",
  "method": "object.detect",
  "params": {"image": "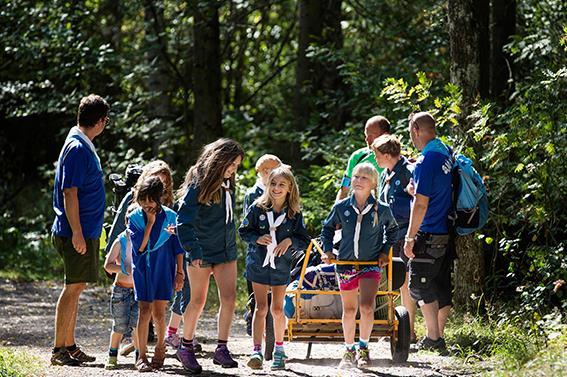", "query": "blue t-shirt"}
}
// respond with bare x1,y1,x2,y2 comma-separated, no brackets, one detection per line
51,134,106,239
413,138,452,234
